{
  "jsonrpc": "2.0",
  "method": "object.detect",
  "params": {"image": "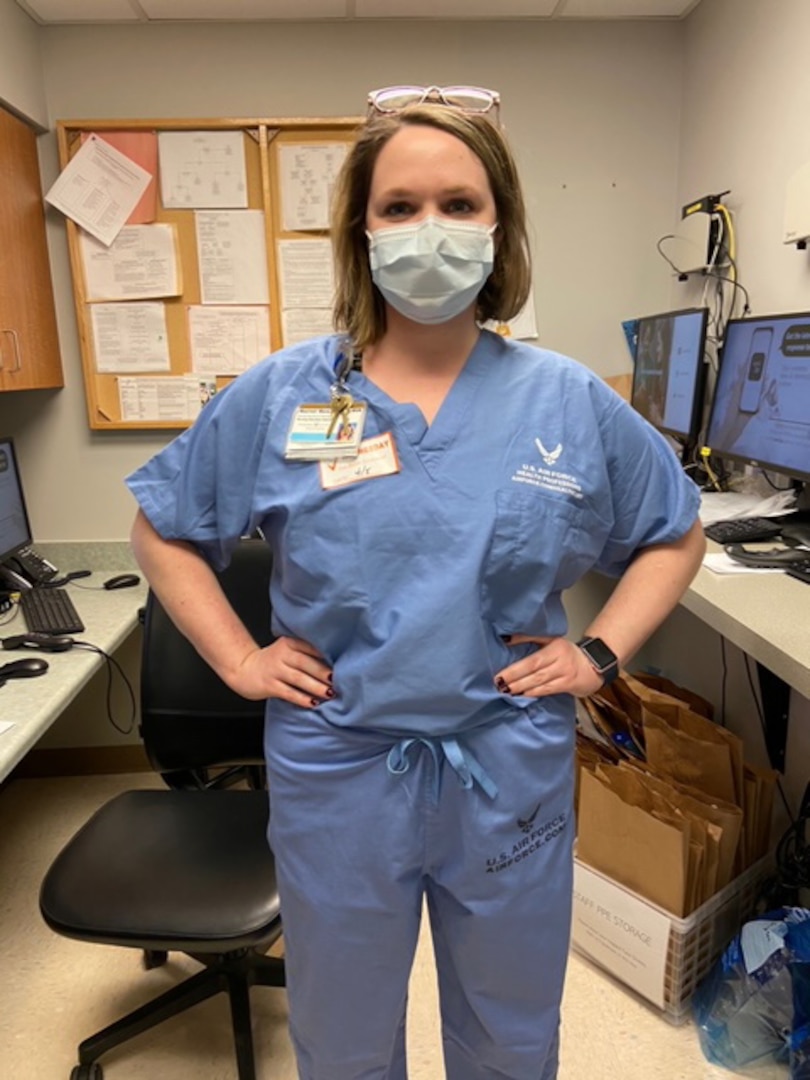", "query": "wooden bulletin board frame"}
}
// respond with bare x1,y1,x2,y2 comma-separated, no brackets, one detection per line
56,116,362,431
